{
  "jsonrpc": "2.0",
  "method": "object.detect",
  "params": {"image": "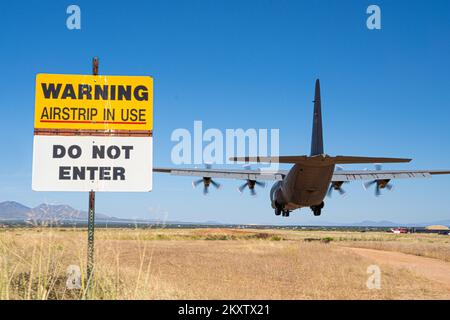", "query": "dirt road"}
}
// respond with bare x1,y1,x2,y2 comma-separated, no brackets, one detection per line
344,247,450,290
